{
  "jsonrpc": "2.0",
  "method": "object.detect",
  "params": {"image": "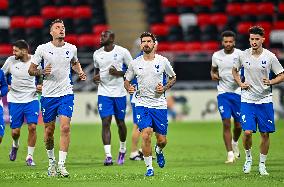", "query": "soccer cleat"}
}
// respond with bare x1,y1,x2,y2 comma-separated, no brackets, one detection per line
243,160,252,174
9,147,18,161
26,156,36,166
145,169,154,177
130,154,143,161
117,152,126,165
47,160,57,177
57,164,69,177
259,163,269,176
232,142,240,159
104,157,113,166
155,145,165,168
